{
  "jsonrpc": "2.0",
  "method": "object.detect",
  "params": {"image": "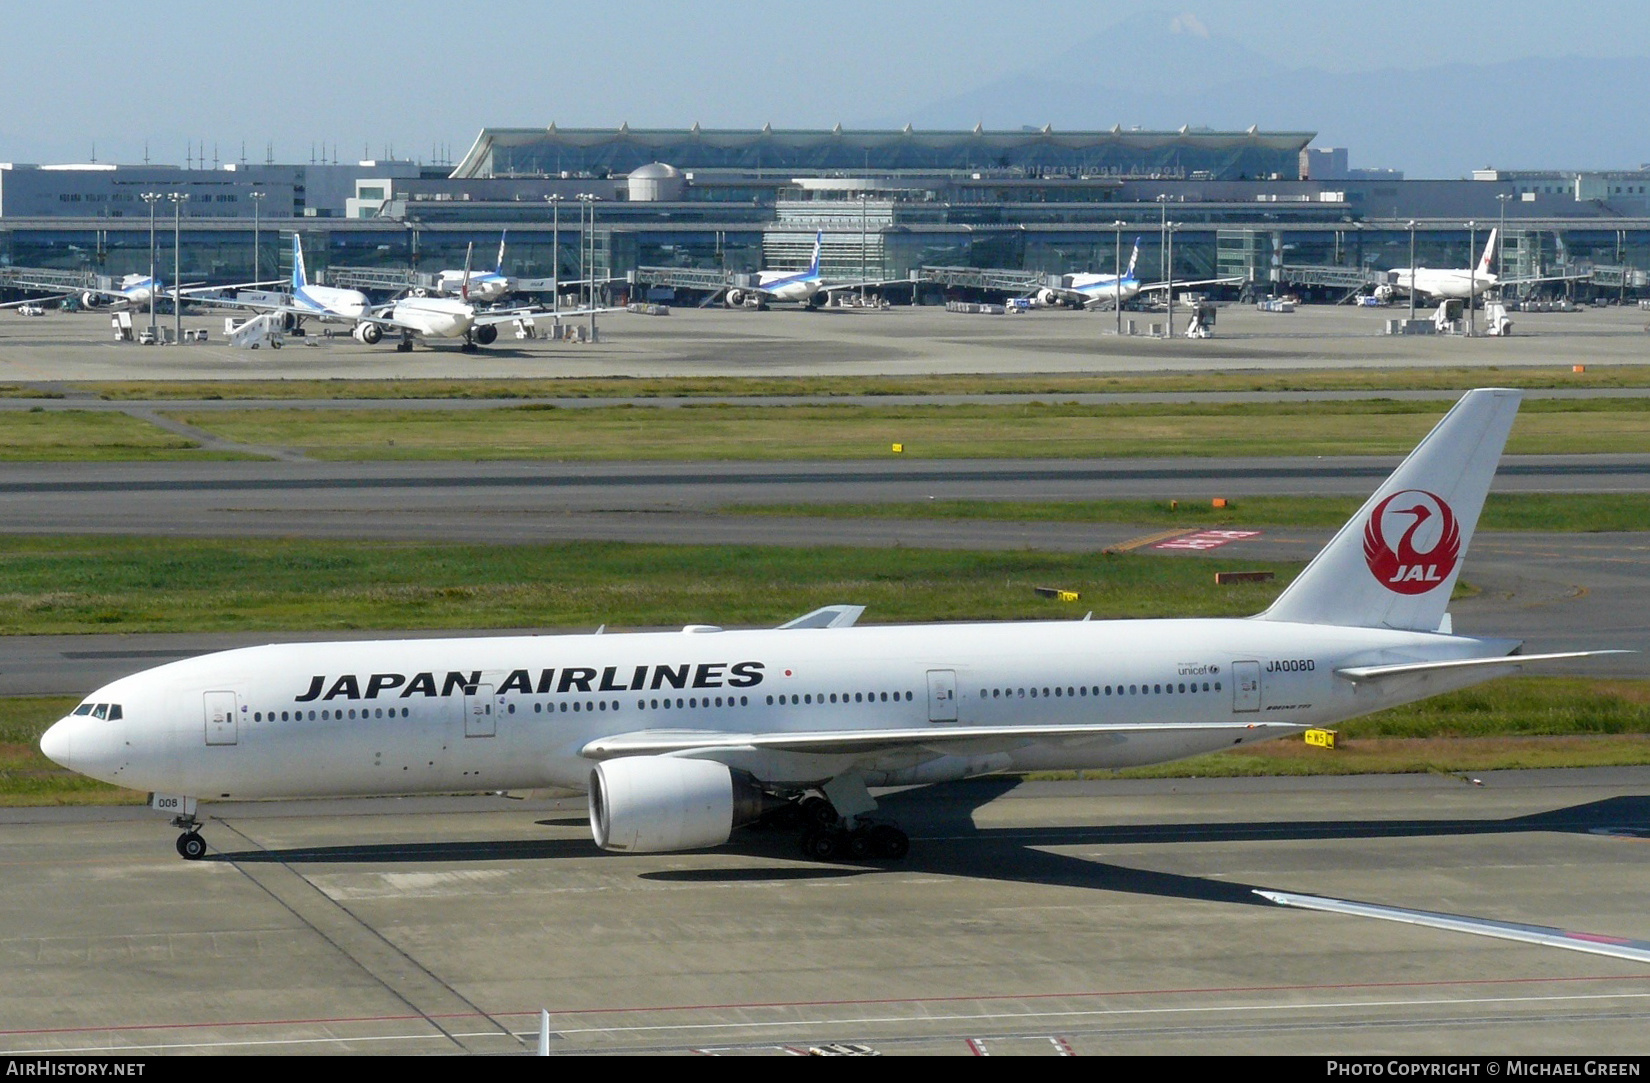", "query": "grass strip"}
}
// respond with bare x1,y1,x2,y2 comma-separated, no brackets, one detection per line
162,397,1650,461
0,536,1293,636
65,364,1650,400
0,410,239,461
731,493,1650,533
